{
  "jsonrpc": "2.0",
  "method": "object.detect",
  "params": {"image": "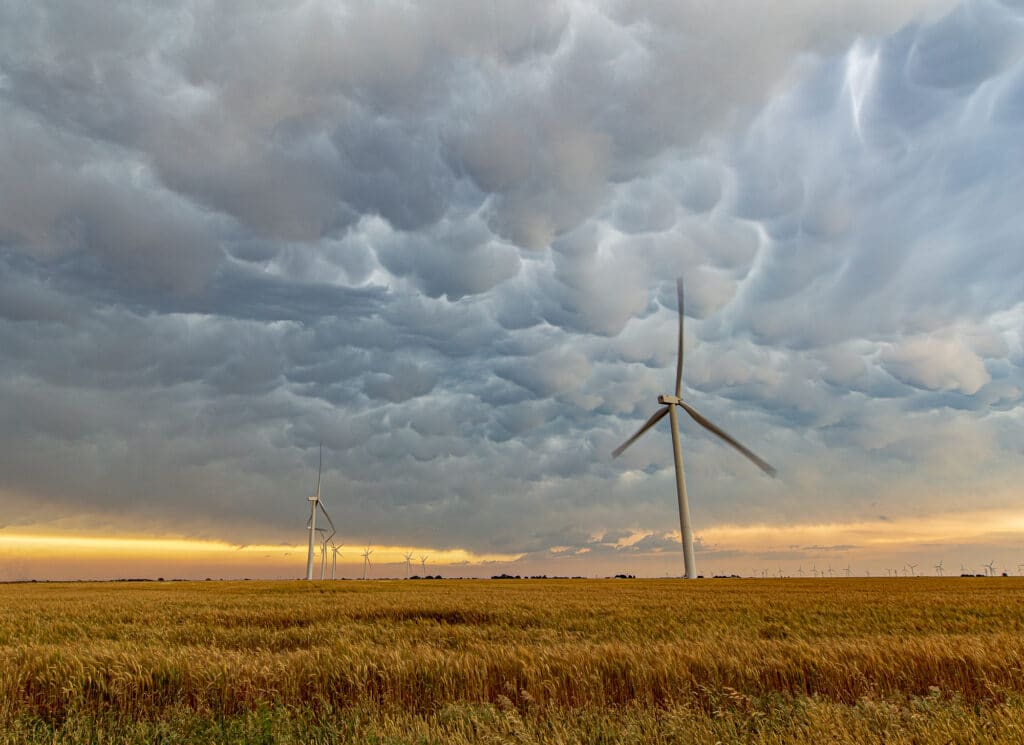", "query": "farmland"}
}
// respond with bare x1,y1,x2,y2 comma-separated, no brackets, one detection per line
1,578,1022,743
